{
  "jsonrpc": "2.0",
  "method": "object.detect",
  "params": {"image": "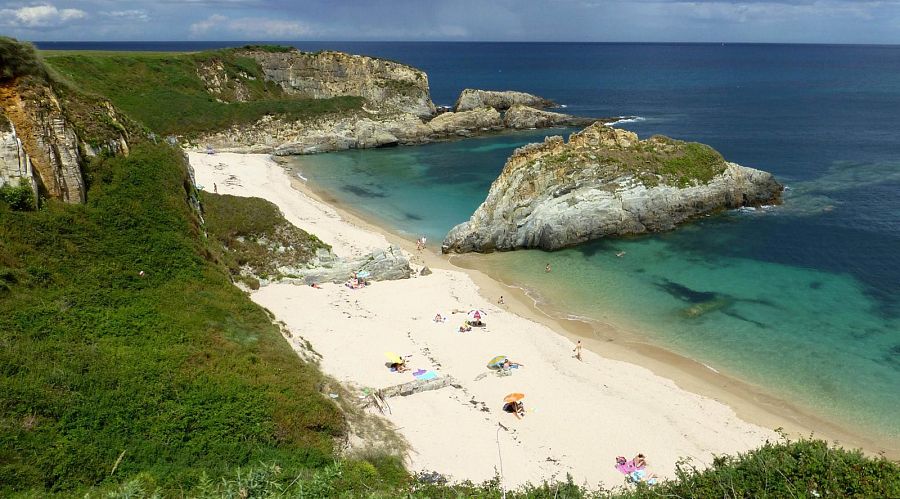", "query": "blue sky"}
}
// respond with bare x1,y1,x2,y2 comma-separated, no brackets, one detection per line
1,0,899,44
